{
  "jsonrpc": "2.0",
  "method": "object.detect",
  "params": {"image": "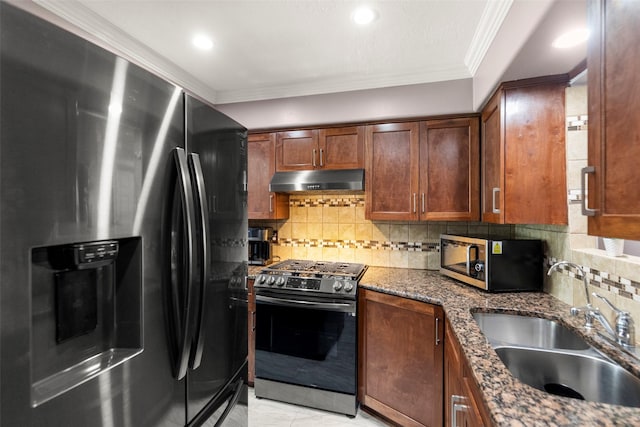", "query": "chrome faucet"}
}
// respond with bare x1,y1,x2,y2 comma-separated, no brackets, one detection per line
547,261,592,304
547,261,595,327
591,292,635,348
547,261,636,348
